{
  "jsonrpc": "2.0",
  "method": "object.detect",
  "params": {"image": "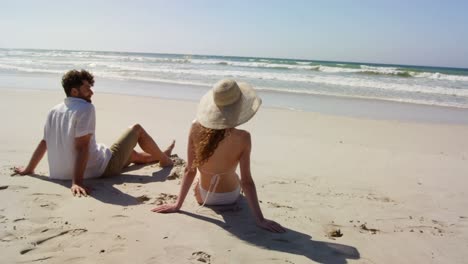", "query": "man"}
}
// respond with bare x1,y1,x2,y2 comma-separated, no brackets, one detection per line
14,69,175,197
